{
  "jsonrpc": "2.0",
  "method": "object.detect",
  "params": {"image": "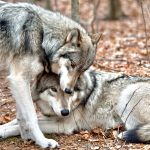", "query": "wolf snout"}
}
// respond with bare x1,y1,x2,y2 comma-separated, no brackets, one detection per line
61,109,69,116
64,88,73,94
